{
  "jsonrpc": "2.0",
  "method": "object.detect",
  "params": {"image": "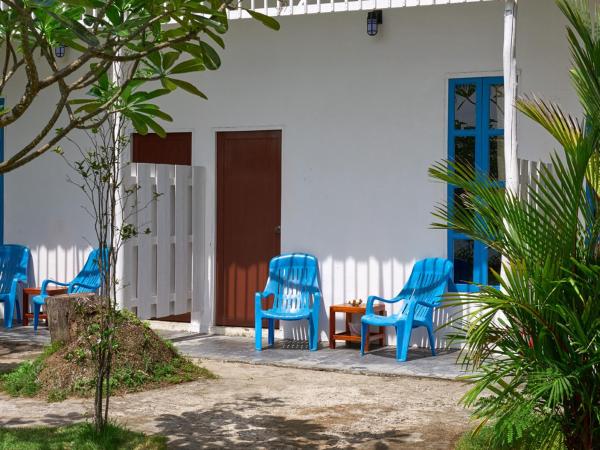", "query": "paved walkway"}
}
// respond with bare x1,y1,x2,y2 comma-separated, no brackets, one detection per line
0,324,465,380
163,331,465,380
